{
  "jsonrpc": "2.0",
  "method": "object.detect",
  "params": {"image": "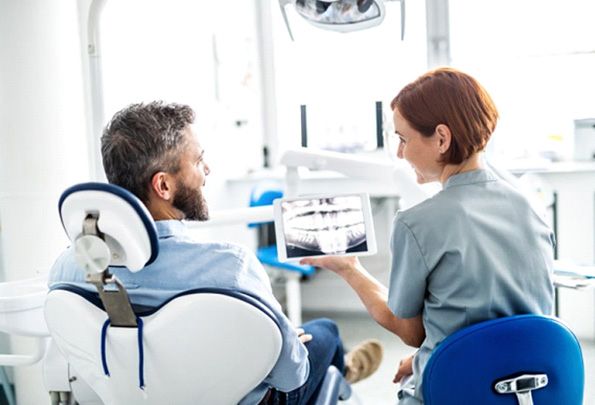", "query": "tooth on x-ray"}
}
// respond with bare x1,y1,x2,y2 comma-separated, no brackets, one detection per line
282,196,366,254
